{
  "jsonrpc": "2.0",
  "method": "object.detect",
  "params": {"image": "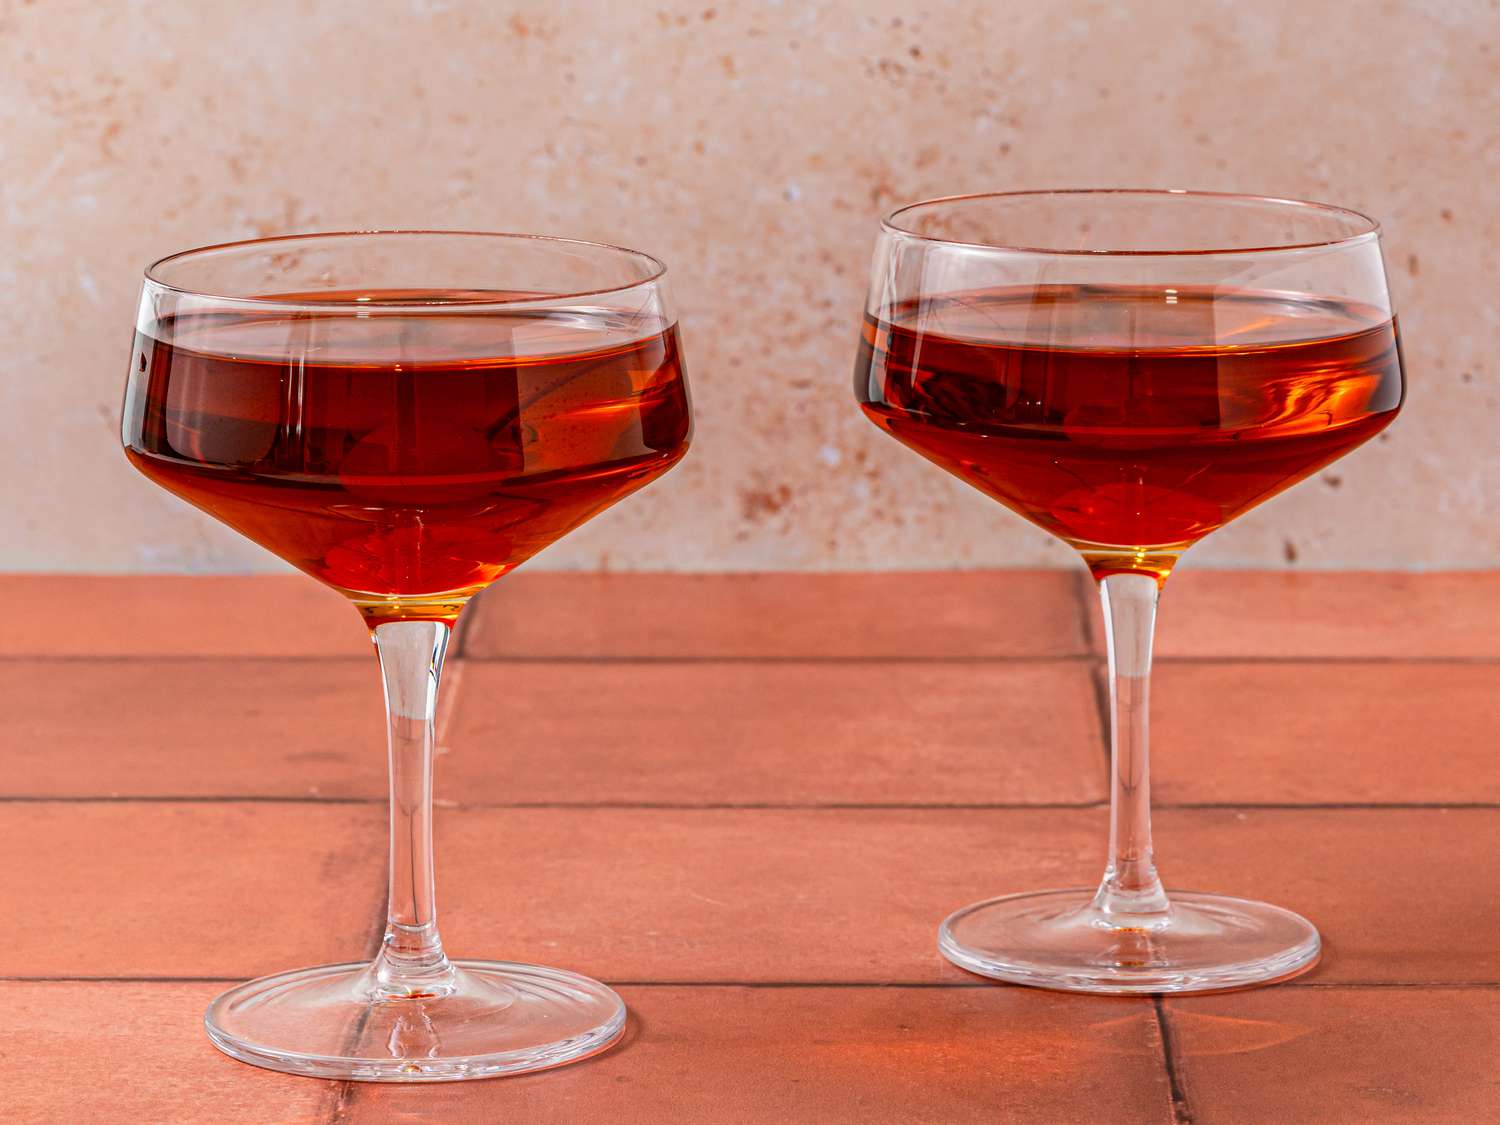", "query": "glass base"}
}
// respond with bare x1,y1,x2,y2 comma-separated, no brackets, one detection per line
206,960,626,1081
939,888,1320,994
